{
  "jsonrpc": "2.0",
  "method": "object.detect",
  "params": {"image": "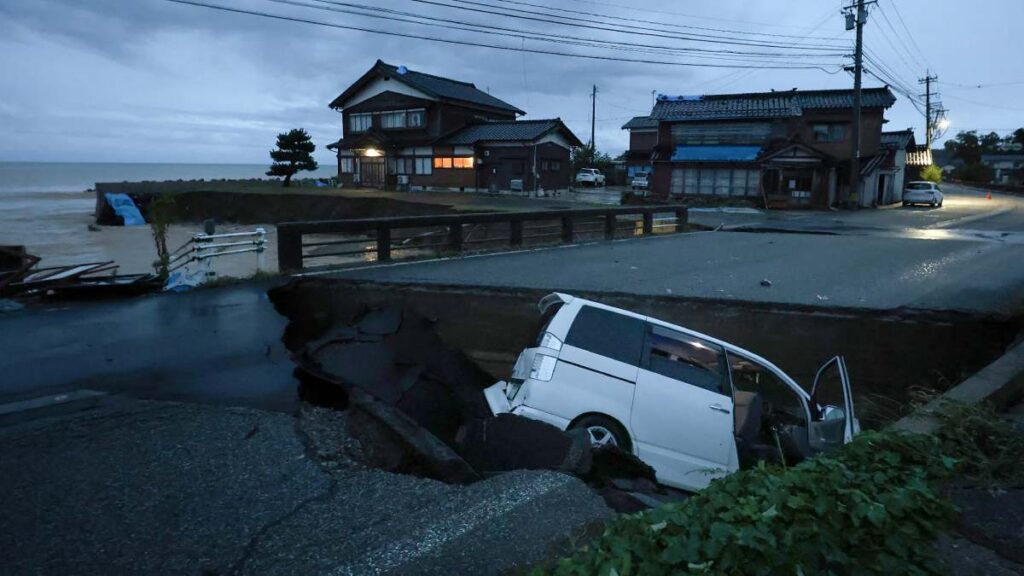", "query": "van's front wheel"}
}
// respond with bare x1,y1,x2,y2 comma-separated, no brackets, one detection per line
573,415,631,452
